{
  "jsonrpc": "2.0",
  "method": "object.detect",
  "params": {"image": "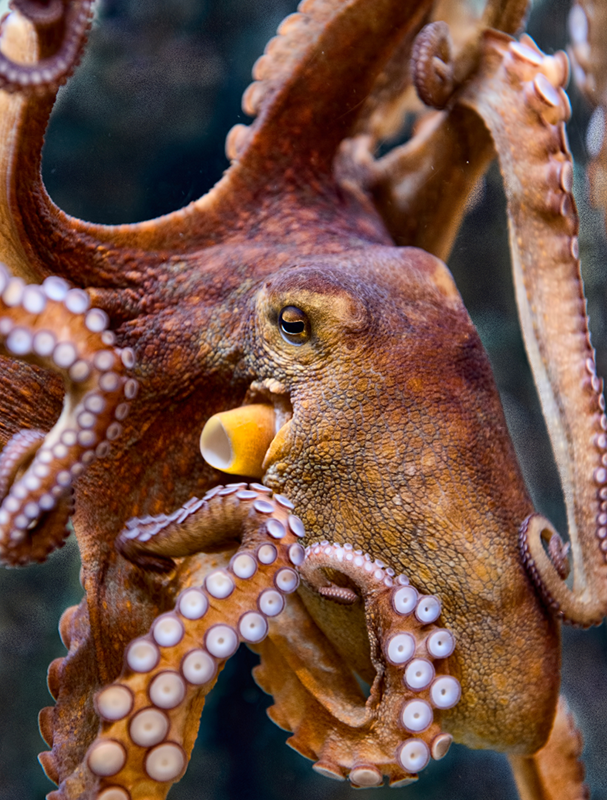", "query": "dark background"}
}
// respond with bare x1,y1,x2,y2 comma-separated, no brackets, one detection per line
0,0,606,798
